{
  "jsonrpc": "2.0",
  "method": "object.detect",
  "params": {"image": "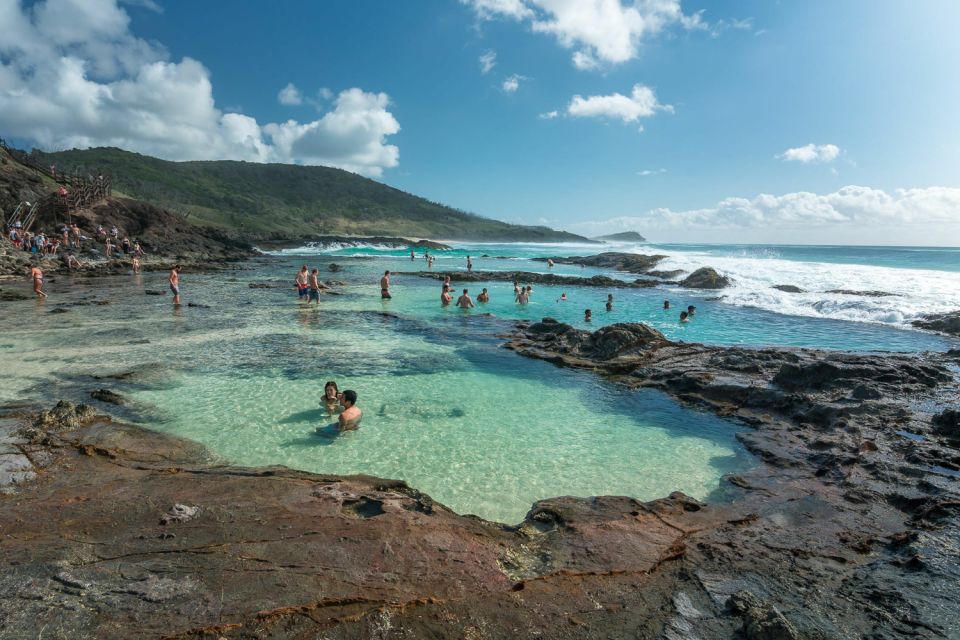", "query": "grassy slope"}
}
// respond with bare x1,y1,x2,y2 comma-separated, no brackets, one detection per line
33,148,590,242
